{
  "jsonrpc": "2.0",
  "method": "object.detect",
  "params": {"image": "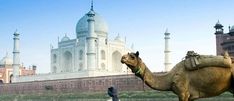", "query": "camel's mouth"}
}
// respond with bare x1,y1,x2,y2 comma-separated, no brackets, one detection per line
121,56,127,64
121,58,126,64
